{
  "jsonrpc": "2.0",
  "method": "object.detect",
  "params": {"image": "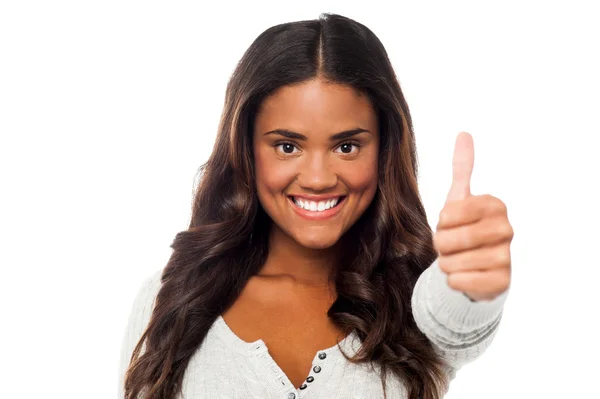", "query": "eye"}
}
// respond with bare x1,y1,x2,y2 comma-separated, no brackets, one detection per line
274,142,300,155
334,141,360,155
